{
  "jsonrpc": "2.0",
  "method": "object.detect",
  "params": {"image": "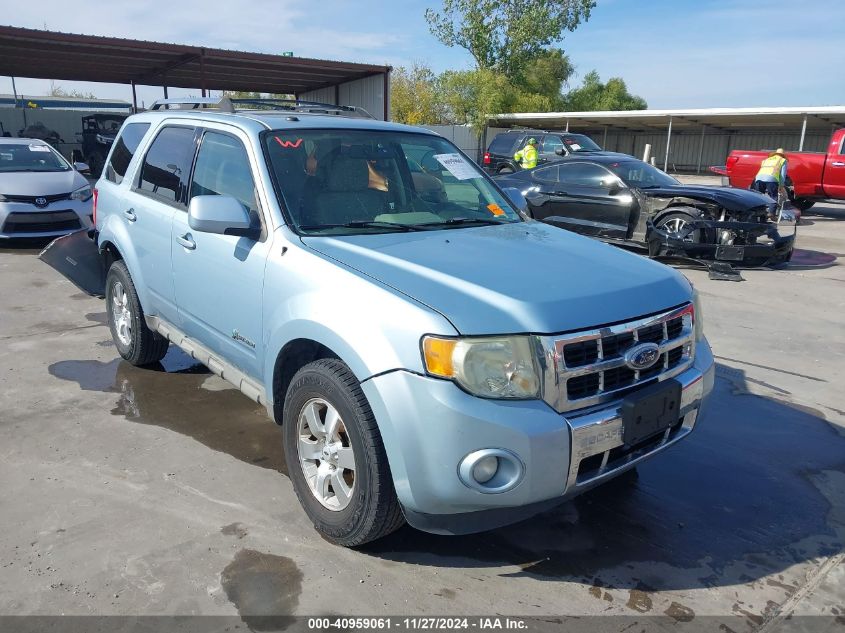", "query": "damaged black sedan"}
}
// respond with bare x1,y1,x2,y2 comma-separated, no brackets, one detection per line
495,153,797,266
